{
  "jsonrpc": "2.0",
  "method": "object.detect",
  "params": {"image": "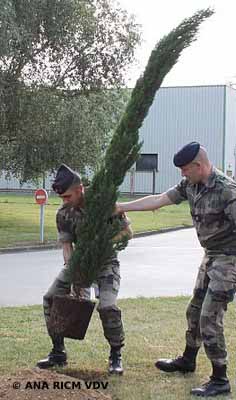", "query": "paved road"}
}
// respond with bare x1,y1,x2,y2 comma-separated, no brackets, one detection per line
1,228,203,306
